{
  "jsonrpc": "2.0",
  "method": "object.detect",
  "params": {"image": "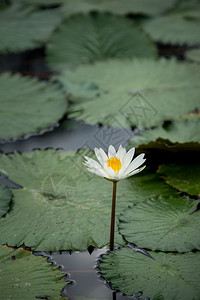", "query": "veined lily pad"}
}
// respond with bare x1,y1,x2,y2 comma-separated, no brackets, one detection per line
0,150,182,251
0,4,62,53
119,195,200,252
0,185,12,218
0,245,66,300
56,58,200,128
99,247,200,299
157,163,200,197
142,14,200,45
61,0,177,17
47,13,157,69
129,116,200,151
0,72,67,141
186,48,200,63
